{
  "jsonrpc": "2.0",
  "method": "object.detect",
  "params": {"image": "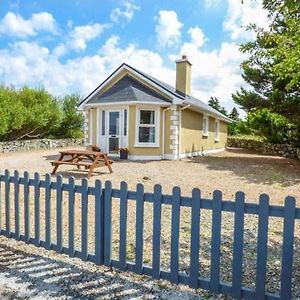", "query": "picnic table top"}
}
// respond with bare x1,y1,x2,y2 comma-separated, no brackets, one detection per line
59,149,108,156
